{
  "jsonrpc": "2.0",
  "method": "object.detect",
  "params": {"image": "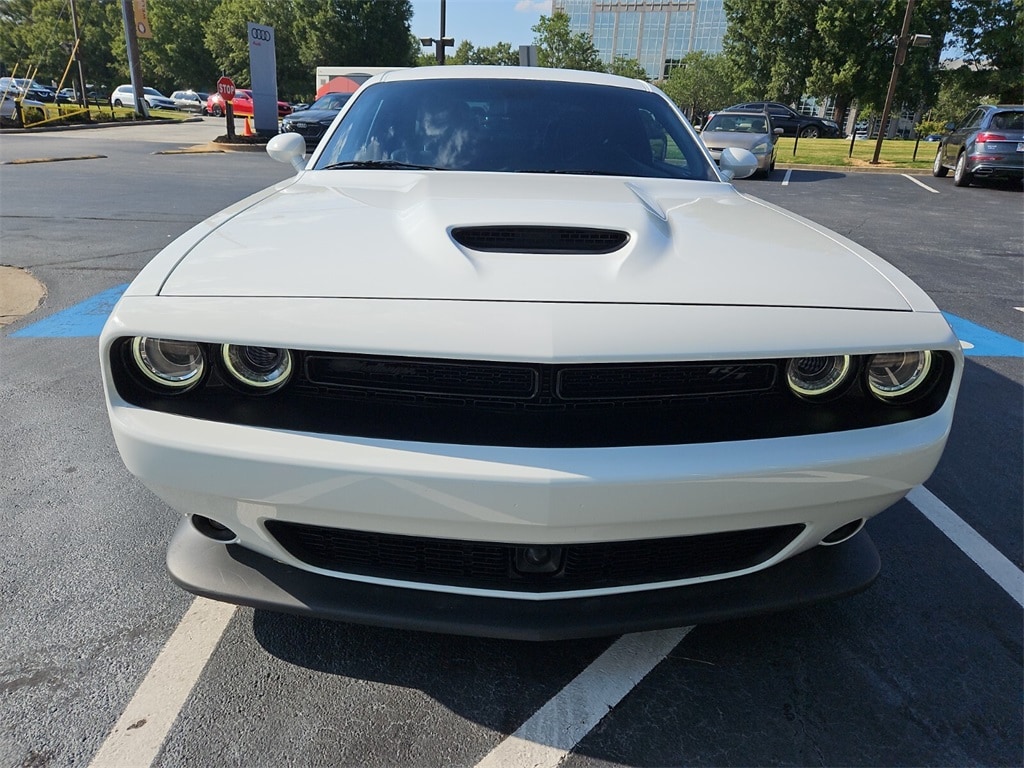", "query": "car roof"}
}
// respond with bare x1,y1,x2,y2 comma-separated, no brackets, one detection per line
709,110,768,118
375,65,657,94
